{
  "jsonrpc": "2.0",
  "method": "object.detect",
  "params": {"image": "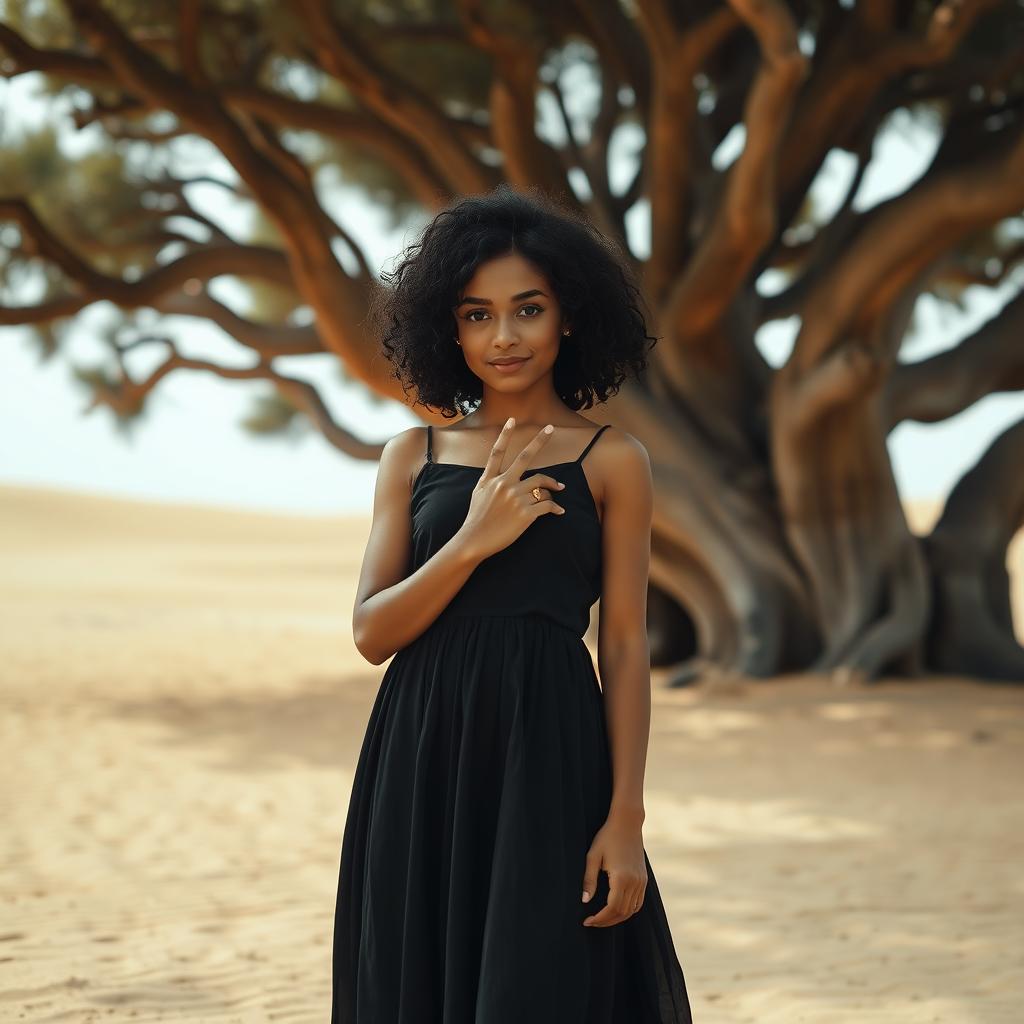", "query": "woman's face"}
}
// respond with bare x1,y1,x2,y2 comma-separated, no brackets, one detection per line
452,251,569,392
